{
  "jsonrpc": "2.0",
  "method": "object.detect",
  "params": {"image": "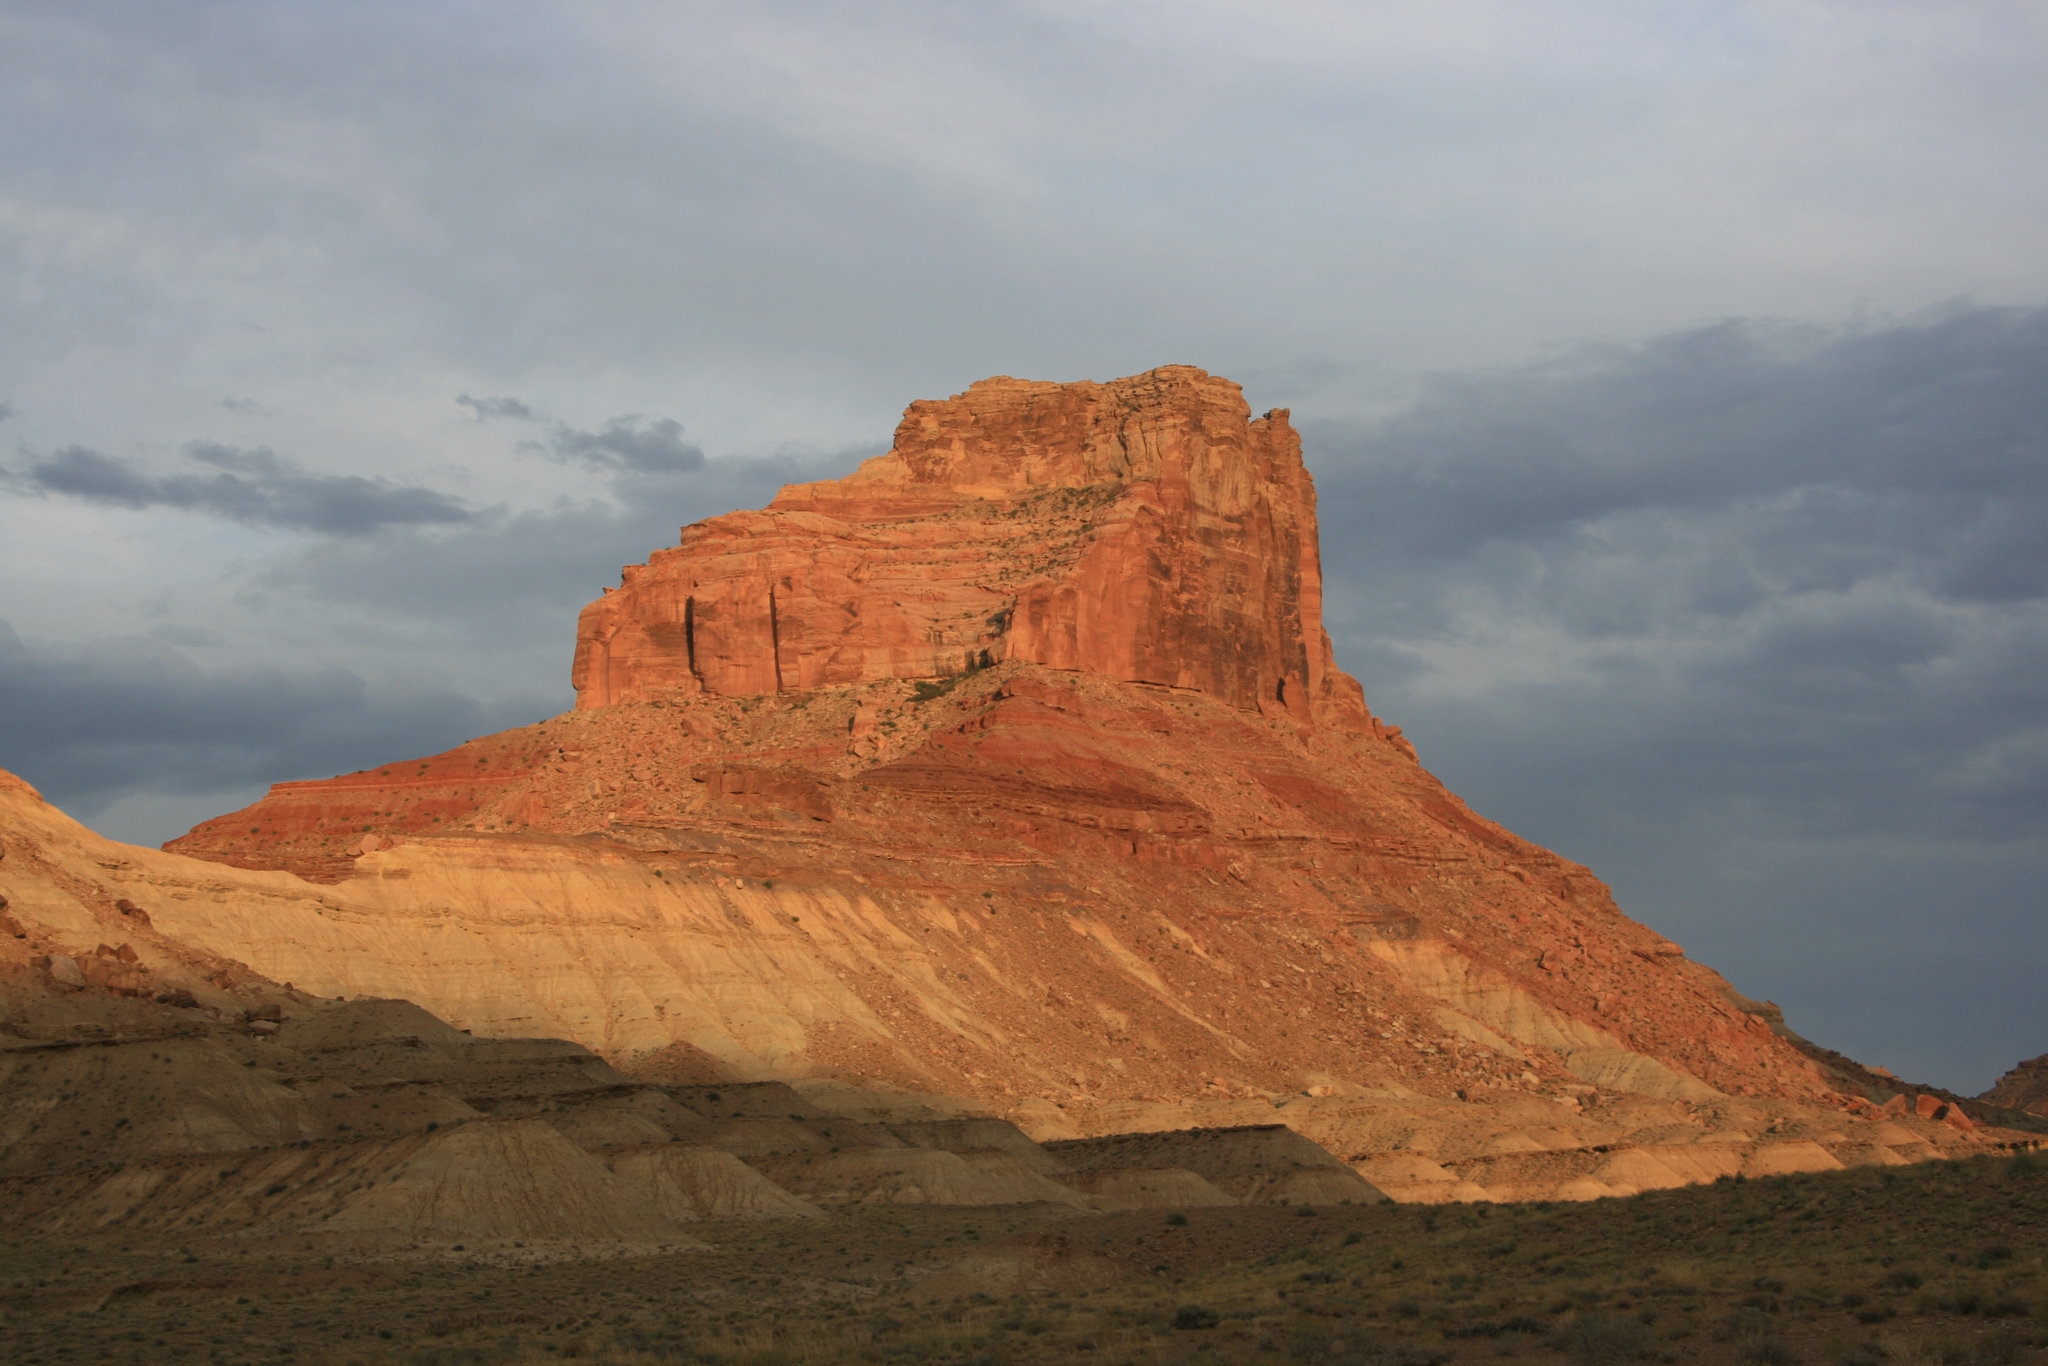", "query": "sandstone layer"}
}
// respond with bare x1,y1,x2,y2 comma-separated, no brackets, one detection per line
94,365,2034,1199
4,816,1368,1257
